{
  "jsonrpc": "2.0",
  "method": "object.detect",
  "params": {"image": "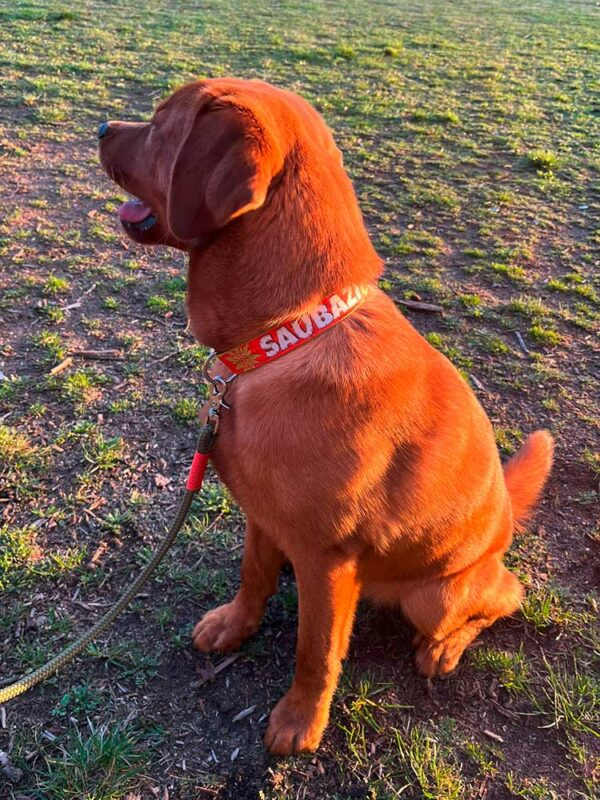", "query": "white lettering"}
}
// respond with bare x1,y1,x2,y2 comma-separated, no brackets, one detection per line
276,326,299,350
345,286,358,307
329,293,349,319
260,334,279,358
291,315,313,339
312,304,334,329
